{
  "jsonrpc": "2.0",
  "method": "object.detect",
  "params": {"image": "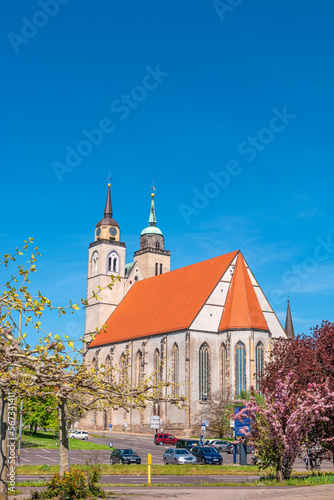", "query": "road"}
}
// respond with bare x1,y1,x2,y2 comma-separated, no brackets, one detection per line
19,431,334,473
